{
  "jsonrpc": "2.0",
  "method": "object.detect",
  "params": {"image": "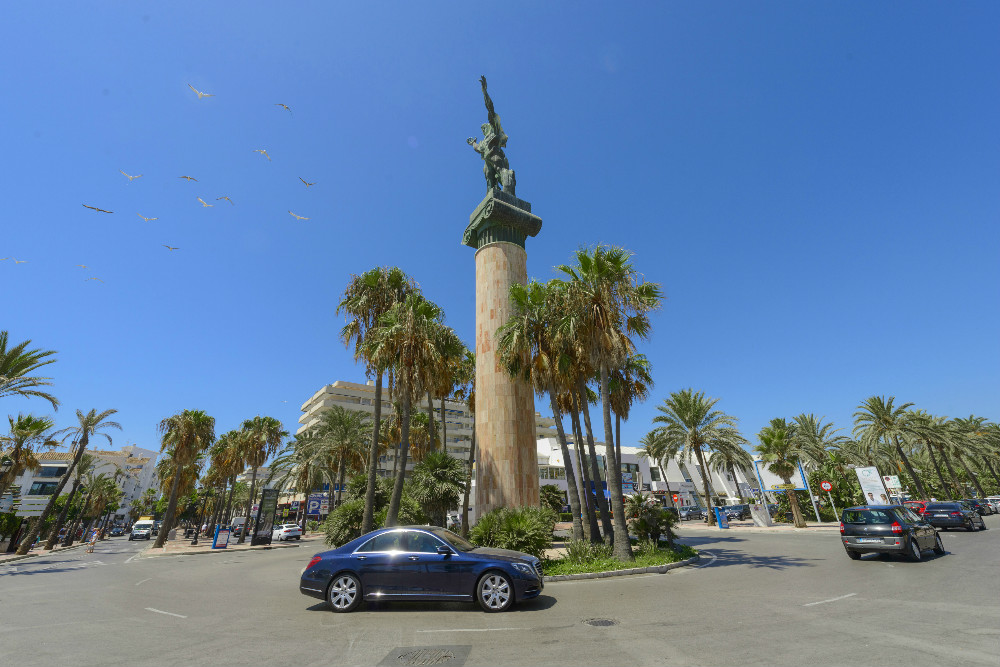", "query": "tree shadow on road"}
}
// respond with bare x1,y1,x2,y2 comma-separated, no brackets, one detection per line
694,546,821,570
